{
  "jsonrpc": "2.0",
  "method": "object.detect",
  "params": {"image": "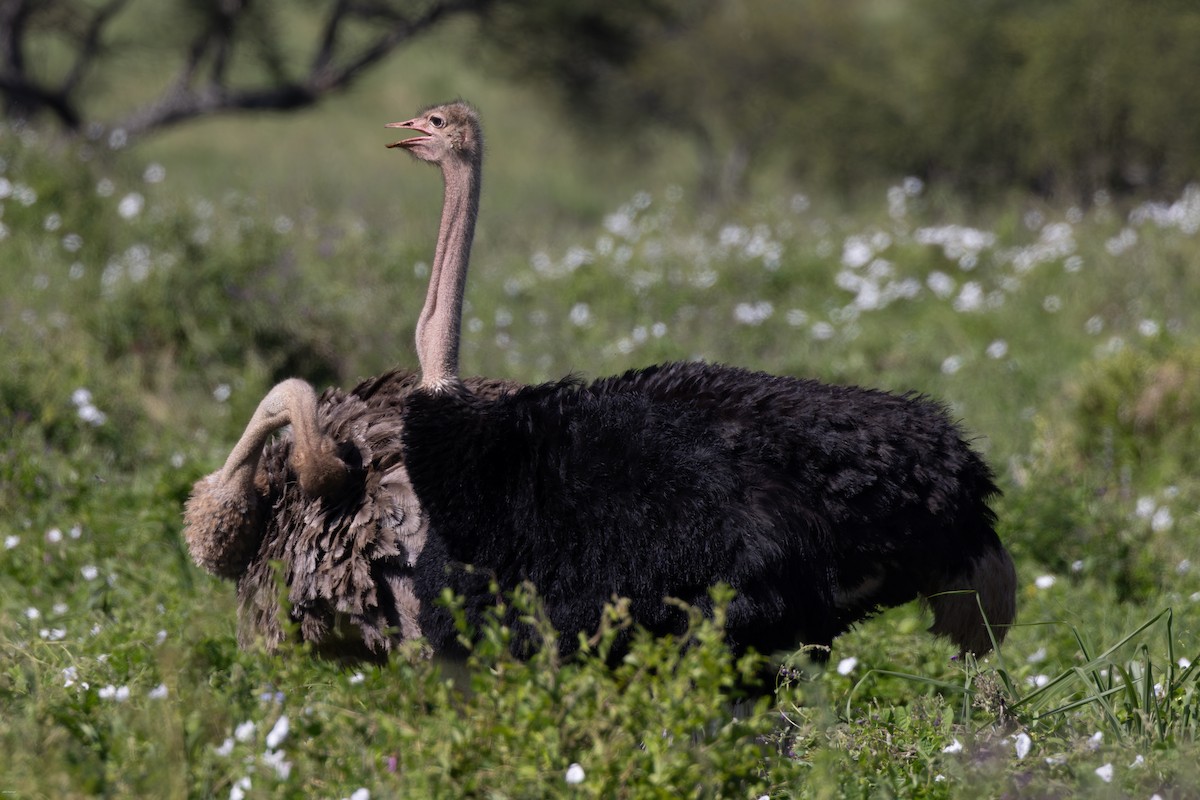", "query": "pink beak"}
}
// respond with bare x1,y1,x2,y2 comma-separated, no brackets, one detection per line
385,118,431,149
